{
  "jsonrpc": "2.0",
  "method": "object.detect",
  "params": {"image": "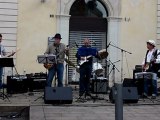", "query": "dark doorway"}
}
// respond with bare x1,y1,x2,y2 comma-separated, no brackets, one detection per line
68,0,108,83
